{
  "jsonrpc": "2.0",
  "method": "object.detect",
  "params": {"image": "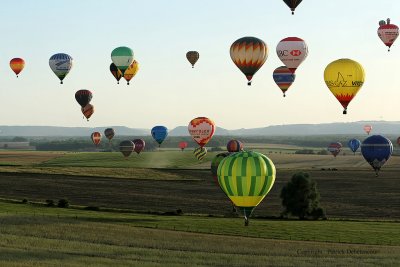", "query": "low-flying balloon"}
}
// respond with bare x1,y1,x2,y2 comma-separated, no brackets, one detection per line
151,126,168,147
111,46,134,75
119,140,135,158
324,59,365,114
193,147,207,161
178,141,188,151
91,132,102,146
81,104,94,121
377,18,399,51
327,142,342,157
124,60,139,85
186,51,199,68
283,0,302,15
226,139,243,153
104,128,115,147
348,139,361,155
361,135,393,176
132,139,145,154
273,66,296,97
230,36,268,85
188,117,215,148
276,37,308,73
364,125,372,135
110,63,122,84
10,58,25,77
49,53,73,84
217,151,276,226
